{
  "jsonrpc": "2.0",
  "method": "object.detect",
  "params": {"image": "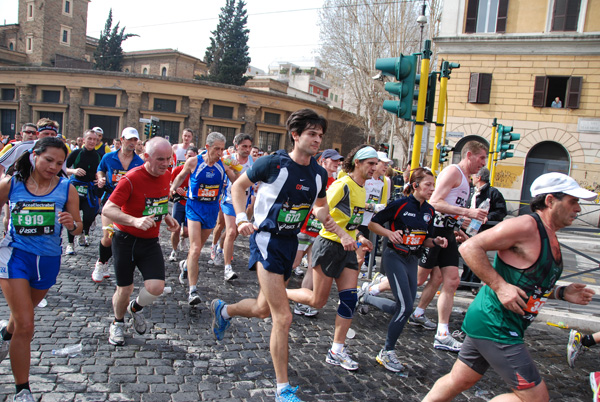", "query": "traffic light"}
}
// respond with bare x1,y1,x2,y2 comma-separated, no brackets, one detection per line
380,143,390,153
410,72,437,123
496,124,520,160
439,144,452,164
375,55,418,121
143,123,150,138
151,123,159,137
